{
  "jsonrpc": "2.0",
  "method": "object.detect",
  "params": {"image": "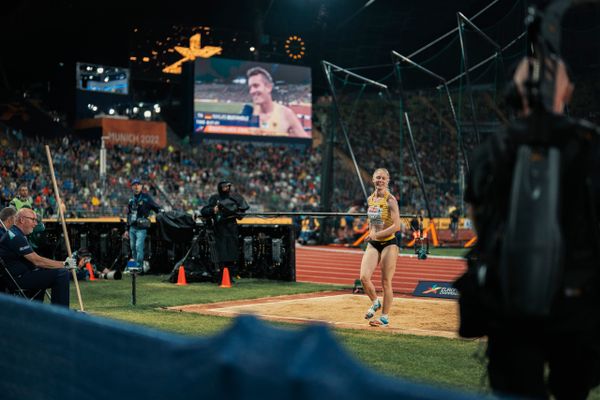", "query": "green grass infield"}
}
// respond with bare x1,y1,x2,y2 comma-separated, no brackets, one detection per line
71,275,599,399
